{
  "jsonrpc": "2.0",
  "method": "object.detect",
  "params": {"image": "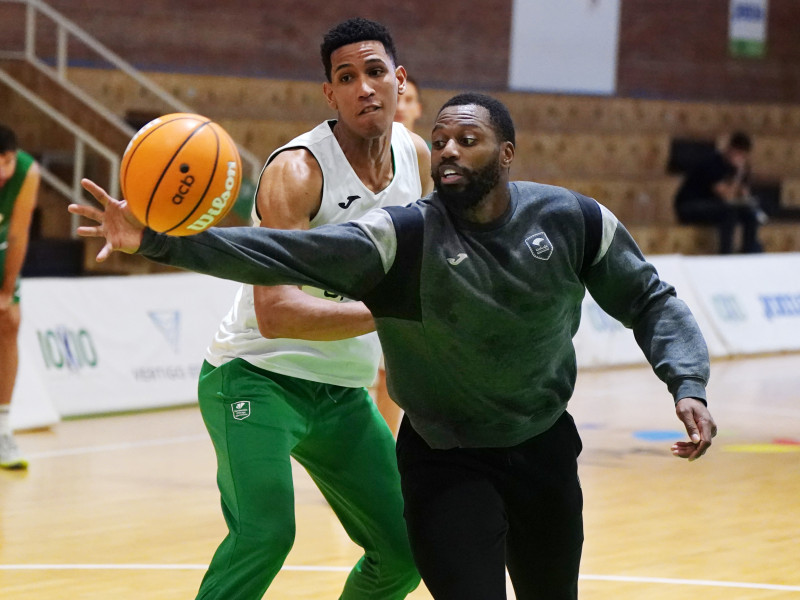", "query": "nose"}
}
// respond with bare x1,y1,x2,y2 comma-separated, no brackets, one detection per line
357,75,375,98
439,138,459,160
